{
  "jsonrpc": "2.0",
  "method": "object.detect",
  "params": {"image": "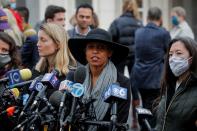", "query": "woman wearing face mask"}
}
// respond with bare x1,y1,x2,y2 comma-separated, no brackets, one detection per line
0,32,22,131
0,32,21,78
155,37,197,131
